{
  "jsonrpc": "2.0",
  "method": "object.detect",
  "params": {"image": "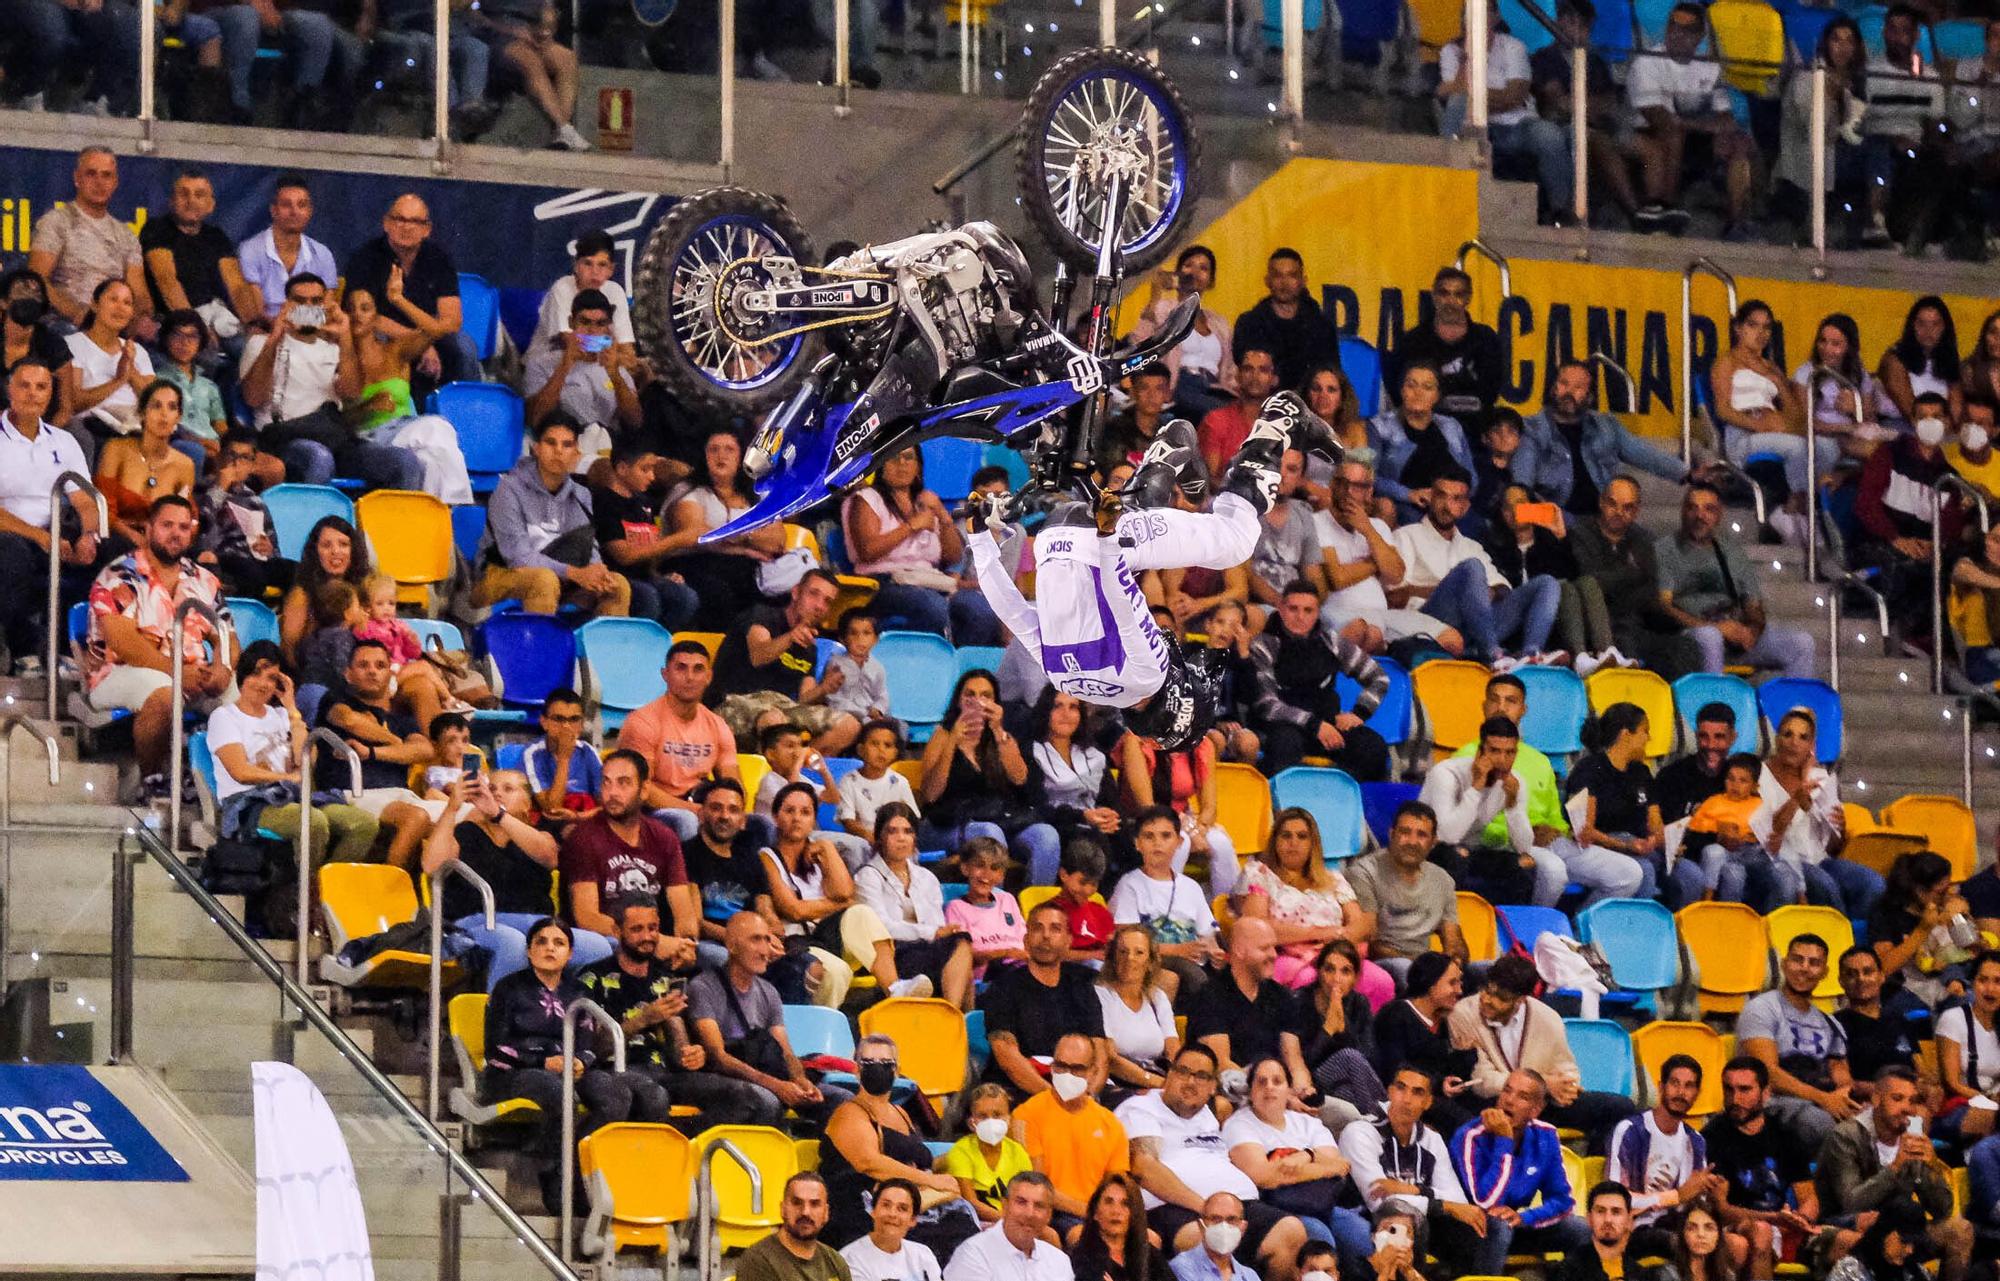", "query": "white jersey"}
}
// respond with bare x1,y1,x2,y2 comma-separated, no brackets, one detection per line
970,493,1260,709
